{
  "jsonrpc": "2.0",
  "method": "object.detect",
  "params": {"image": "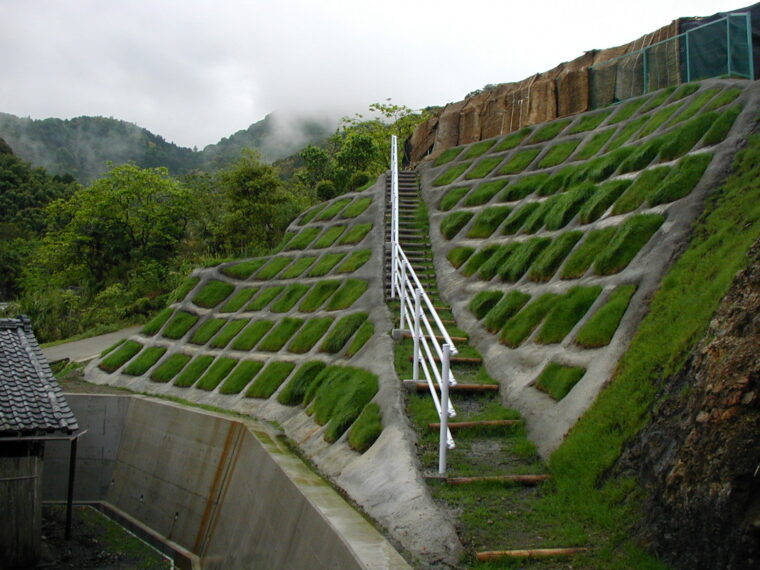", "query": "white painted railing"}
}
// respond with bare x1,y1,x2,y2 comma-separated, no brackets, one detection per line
389,135,458,474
